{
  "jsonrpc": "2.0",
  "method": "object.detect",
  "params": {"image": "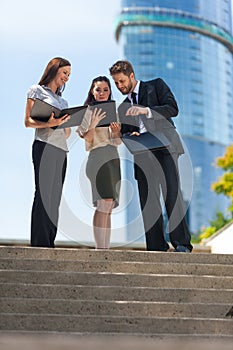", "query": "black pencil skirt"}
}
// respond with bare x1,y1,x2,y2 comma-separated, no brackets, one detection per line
86,145,121,207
